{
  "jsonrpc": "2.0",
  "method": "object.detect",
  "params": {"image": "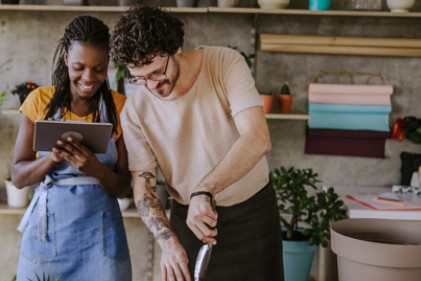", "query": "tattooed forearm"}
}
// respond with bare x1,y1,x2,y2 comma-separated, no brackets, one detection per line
139,171,157,192
137,194,173,241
